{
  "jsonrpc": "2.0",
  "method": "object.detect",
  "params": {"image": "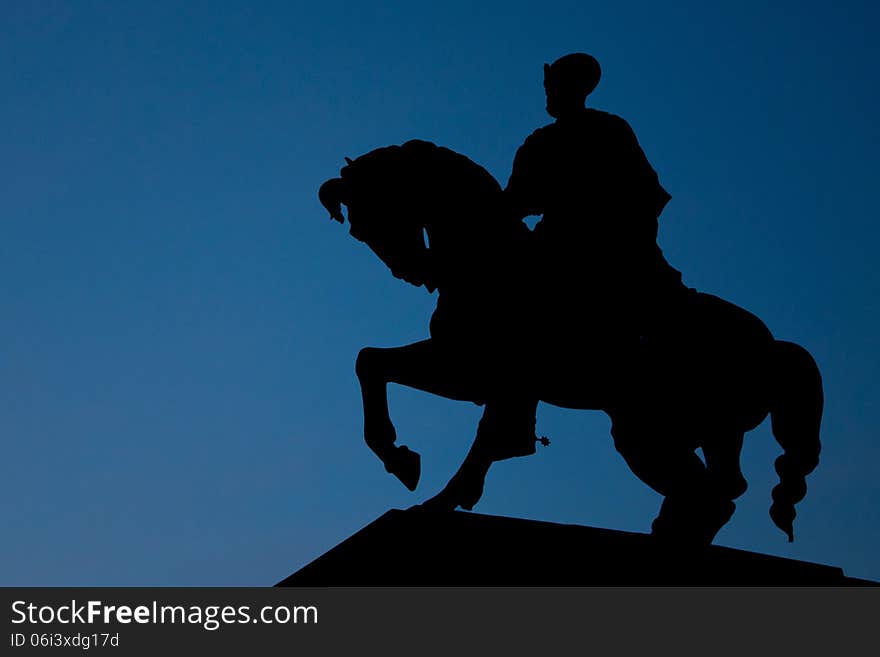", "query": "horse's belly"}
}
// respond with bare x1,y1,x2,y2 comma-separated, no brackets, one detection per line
641,293,775,430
